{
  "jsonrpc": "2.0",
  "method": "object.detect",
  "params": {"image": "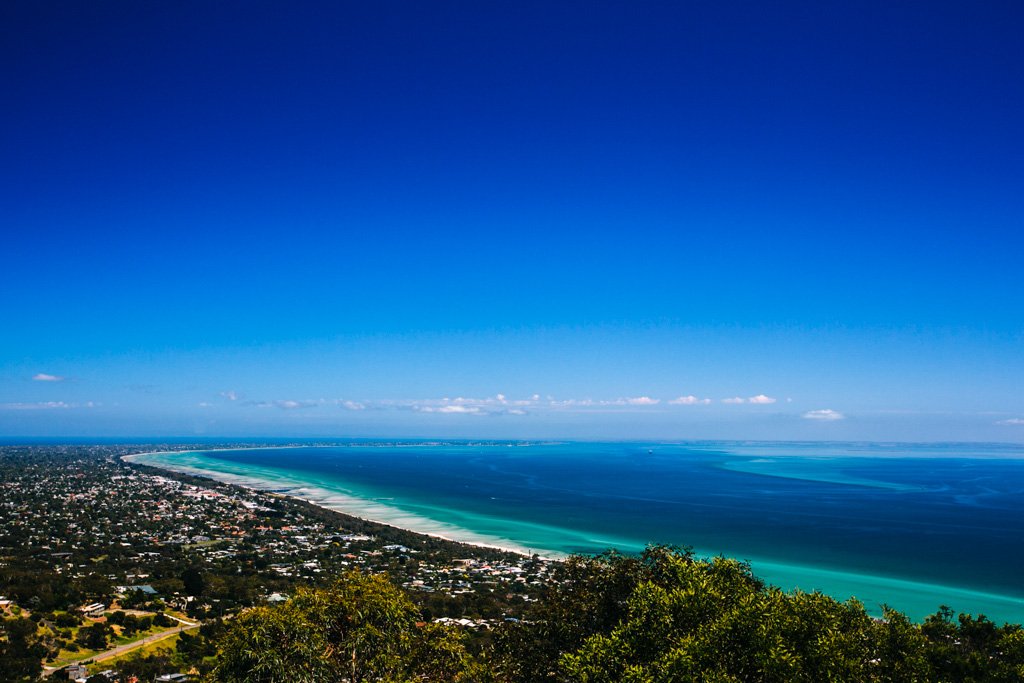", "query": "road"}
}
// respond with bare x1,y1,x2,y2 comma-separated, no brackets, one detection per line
41,618,201,677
